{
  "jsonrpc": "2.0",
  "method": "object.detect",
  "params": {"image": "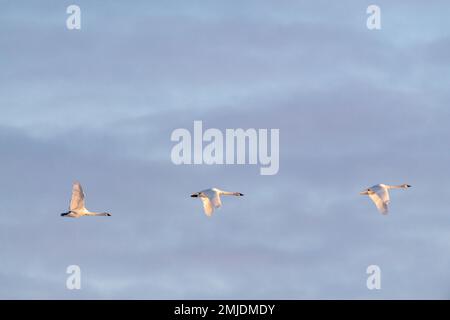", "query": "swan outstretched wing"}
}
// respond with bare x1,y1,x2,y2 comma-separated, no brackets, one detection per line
70,182,85,211
211,193,222,208
368,192,388,215
372,185,390,204
200,197,214,216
